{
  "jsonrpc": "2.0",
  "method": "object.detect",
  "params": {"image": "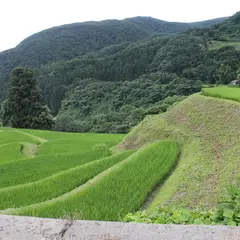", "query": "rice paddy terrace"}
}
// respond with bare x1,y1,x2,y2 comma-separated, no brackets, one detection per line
0,88,240,224
0,128,179,220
